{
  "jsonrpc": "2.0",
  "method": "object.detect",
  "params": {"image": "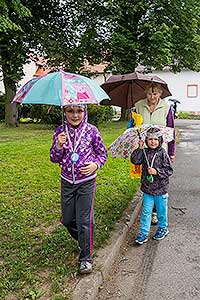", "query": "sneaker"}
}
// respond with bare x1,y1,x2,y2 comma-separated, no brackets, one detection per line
151,212,158,225
153,228,169,240
135,233,148,245
79,261,93,274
